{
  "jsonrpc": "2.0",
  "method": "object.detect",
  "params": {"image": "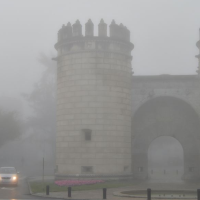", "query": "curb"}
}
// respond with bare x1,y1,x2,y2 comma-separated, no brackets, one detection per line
113,190,197,199
26,178,63,199
26,178,33,195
